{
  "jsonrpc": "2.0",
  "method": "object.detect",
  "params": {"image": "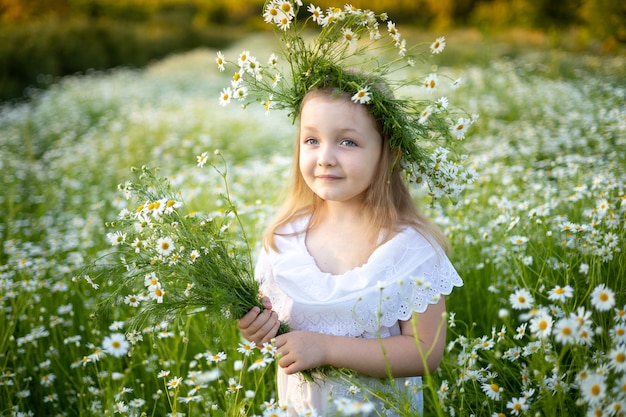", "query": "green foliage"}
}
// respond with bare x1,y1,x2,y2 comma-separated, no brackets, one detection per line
0,16,240,101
